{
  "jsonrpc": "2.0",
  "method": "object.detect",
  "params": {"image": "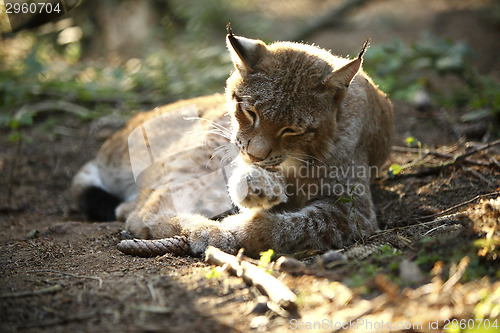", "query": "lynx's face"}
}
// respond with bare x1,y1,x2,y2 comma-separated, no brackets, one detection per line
228,82,334,168
225,28,367,168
